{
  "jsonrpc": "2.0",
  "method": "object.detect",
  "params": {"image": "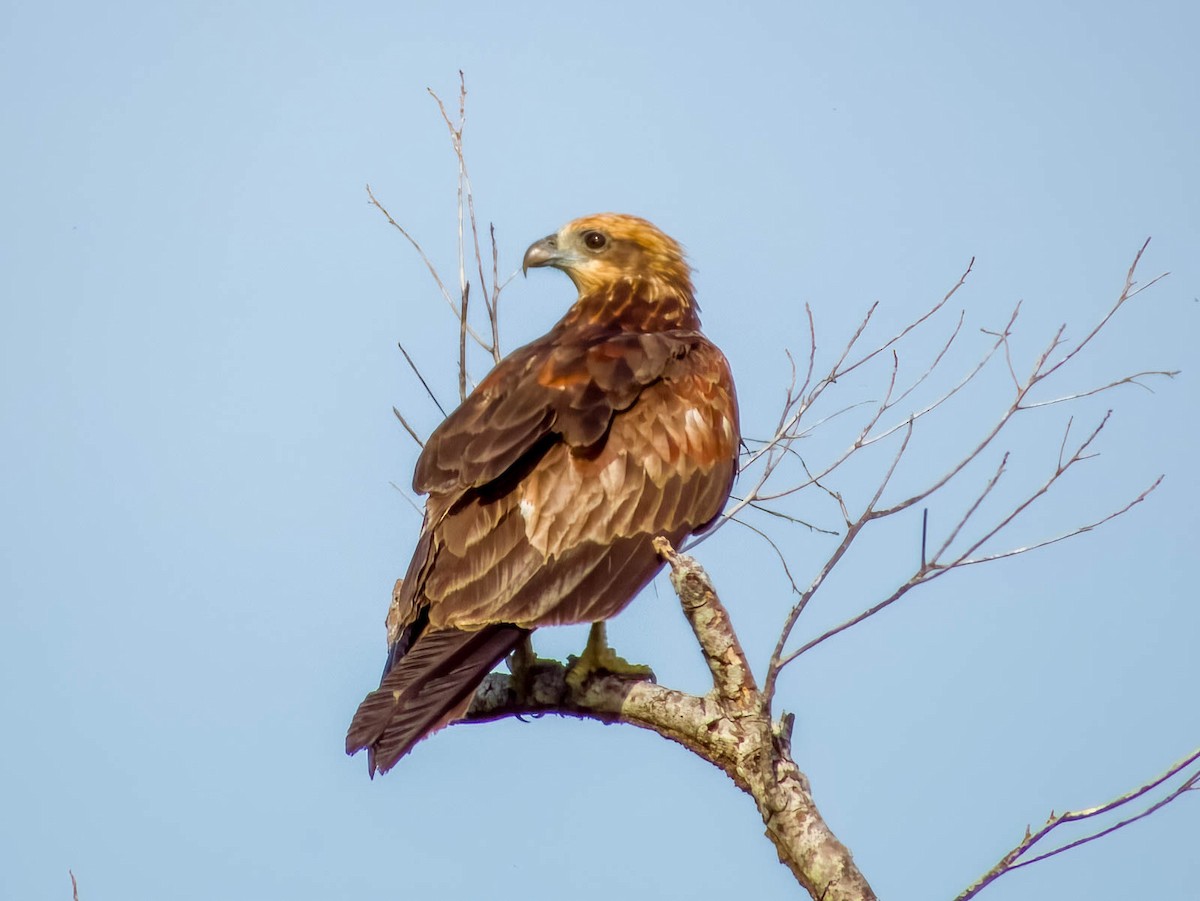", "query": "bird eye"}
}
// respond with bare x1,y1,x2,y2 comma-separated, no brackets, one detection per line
583,231,607,251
